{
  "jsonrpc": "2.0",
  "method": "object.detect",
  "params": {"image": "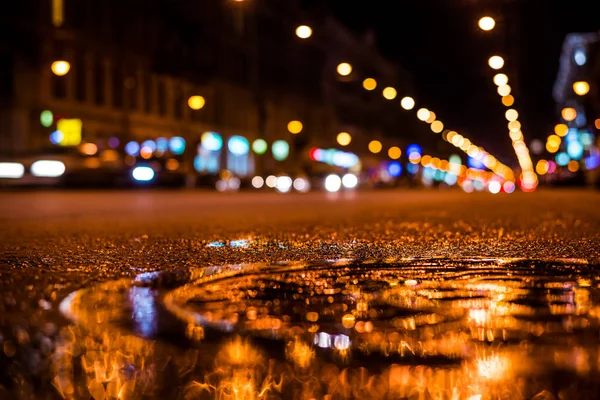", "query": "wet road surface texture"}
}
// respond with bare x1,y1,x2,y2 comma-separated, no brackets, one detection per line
1,189,599,399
